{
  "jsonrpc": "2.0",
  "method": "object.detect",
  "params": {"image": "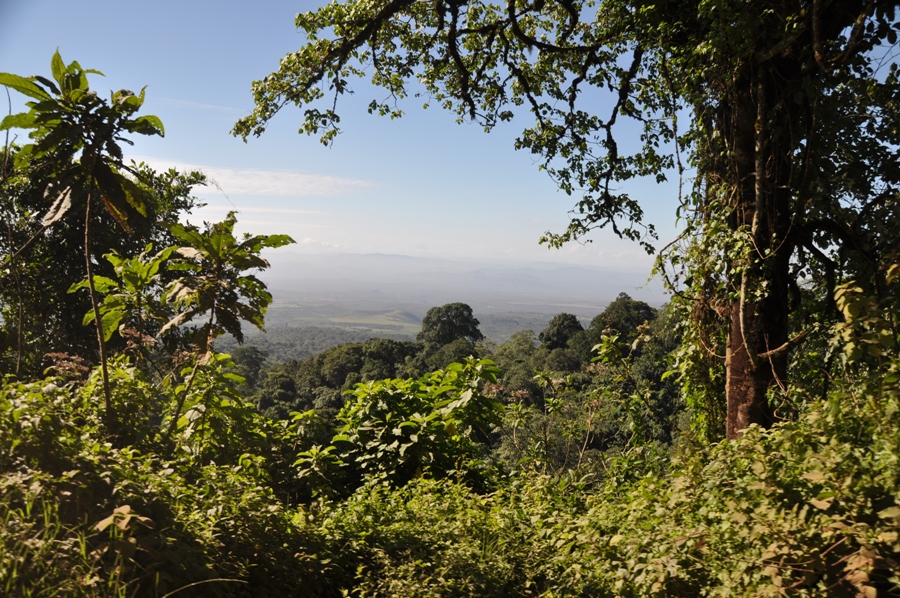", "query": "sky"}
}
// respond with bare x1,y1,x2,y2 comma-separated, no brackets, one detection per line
0,0,682,273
